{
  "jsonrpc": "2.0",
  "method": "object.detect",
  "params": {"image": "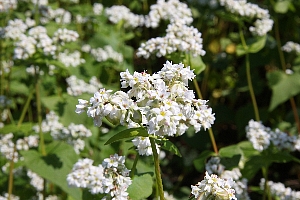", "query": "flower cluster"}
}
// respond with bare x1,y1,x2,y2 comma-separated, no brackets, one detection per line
93,3,103,15
282,41,300,54
67,154,132,199
57,50,85,67
0,193,19,200
105,5,144,28
219,0,273,36
260,178,300,199
0,0,17,12
132,136,160,156
76,61,215,139
137,22,206,58
205,157,250,200
145,0,193,28
66,75,103,96
32,111,92,154
52,28,79,45
0,133,39,162
89,45,123,63
191,171,237,200
27,170,44,192
246,120,300,152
